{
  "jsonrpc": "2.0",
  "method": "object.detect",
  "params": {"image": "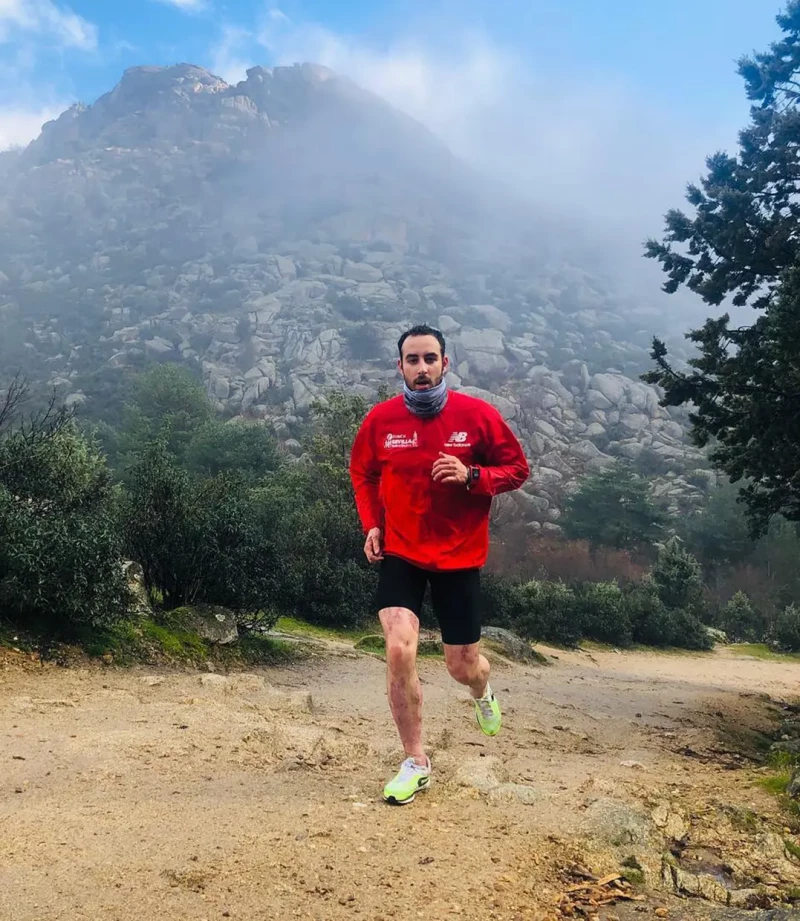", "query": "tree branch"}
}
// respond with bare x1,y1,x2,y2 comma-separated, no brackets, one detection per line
0,373,29,434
